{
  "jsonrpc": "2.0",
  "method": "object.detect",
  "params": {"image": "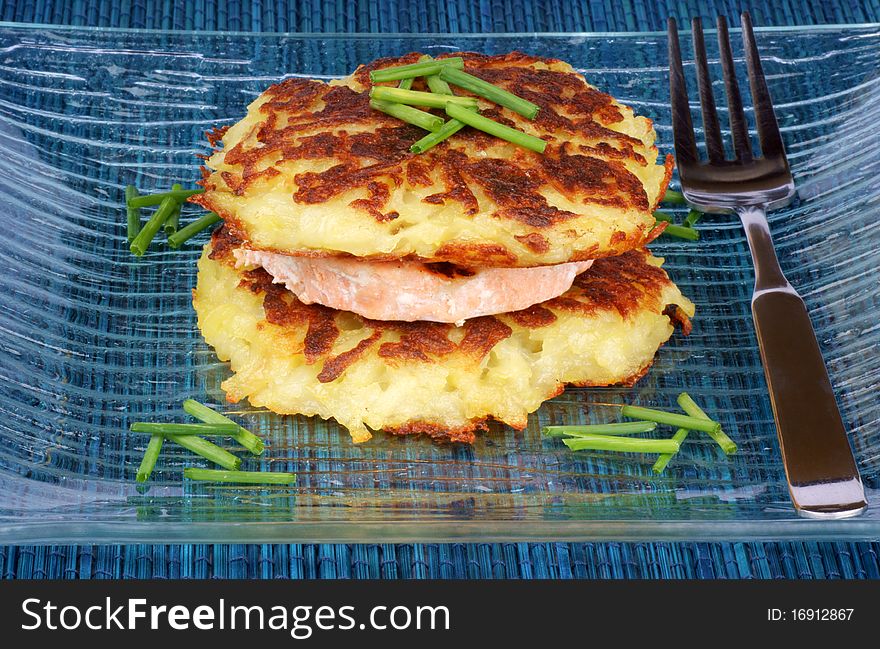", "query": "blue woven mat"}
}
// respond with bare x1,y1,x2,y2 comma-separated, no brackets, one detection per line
1,0,879,580
2,0,880,31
